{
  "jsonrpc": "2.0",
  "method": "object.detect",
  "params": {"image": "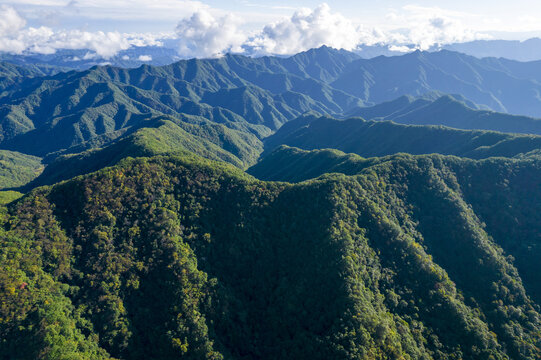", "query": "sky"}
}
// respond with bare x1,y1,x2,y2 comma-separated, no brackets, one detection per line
1,0,541,58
